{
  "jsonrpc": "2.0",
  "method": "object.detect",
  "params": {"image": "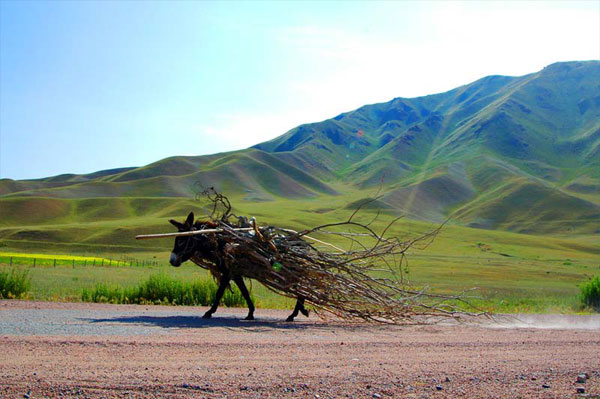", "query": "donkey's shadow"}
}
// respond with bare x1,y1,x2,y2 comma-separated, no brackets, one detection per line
81,314,340,331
